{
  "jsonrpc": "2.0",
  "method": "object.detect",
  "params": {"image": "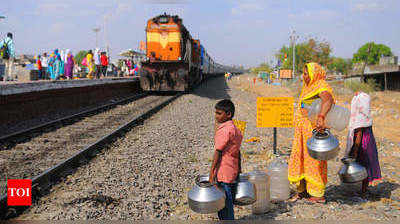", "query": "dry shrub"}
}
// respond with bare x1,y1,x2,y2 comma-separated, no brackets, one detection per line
344,79,380,93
